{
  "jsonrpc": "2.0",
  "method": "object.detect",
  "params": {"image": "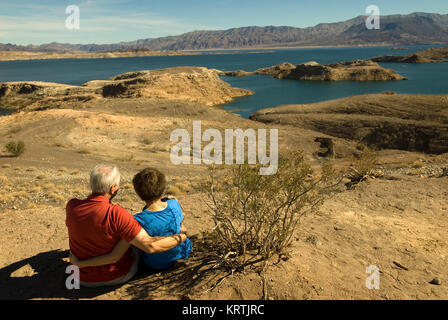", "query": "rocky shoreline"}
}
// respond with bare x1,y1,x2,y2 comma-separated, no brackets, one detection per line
250,93,448,154
220,60,406,81
0,67,253,110
370,46,448,63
